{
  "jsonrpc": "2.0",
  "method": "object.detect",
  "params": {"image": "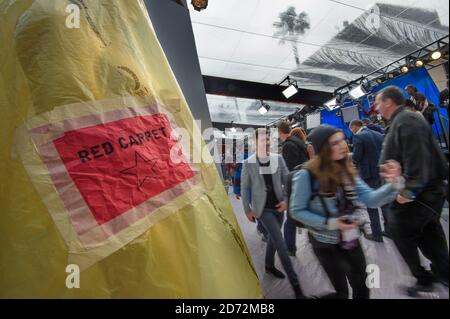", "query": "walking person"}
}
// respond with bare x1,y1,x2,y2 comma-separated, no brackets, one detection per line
376,86,449,296
349,119,390,242
289,125,404,299
278,122,309,256
241,128,304,298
